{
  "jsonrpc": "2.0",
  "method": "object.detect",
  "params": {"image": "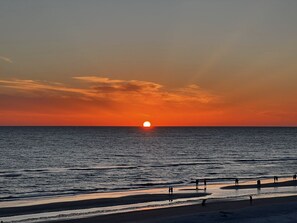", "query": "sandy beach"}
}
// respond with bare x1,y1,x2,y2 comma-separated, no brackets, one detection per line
51,195,297,223
0,192,209,218
1,178,297,222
